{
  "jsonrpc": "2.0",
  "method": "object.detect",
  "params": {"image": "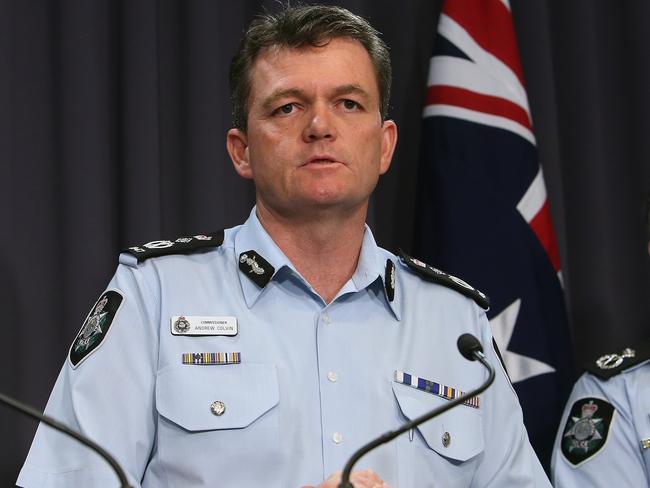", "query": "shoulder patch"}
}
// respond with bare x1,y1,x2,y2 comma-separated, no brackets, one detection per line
123,230,224,263
397,250,489,310
560,397,614,466
584,344,650,380
69,290,125,368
